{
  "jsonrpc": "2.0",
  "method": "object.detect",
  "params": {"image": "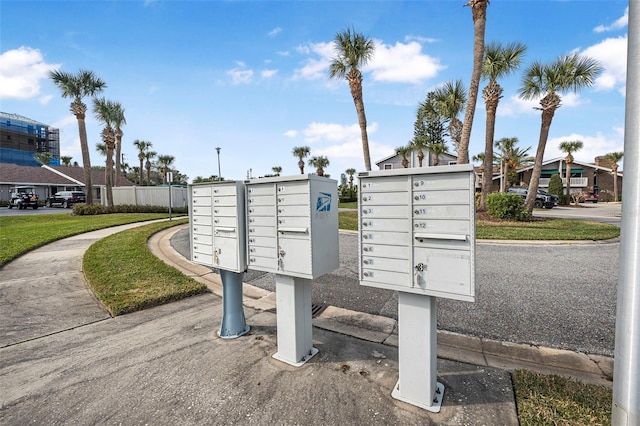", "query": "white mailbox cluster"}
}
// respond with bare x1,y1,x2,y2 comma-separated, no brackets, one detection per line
245,174,338,280
189,181,247,273
358,165,475,302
